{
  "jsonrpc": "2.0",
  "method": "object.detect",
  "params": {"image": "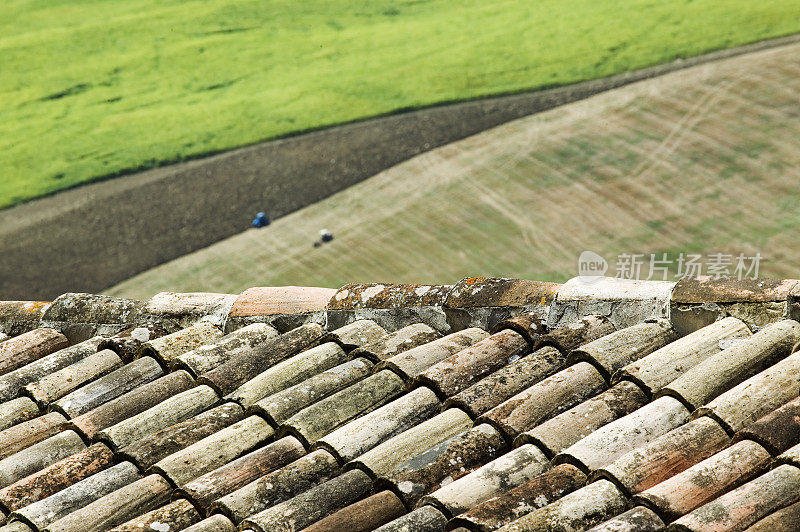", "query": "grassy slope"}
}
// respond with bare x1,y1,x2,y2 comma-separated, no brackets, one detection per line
3,1,800,209
109,43,800,298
